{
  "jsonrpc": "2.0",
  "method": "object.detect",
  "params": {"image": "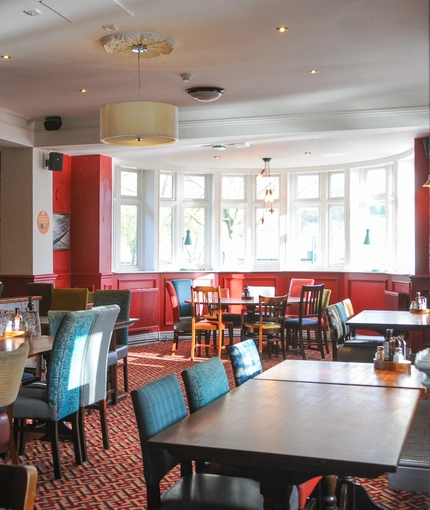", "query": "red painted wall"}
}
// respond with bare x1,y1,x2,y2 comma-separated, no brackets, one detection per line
53,154,72,285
